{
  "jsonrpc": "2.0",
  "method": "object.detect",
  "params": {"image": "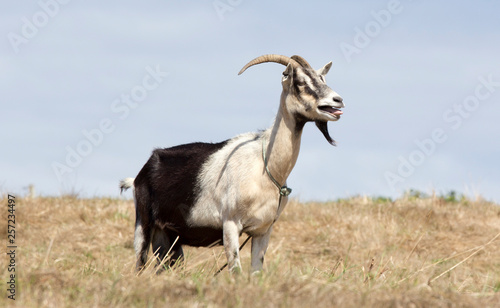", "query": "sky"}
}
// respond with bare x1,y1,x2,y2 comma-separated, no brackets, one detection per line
1,1,499,202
